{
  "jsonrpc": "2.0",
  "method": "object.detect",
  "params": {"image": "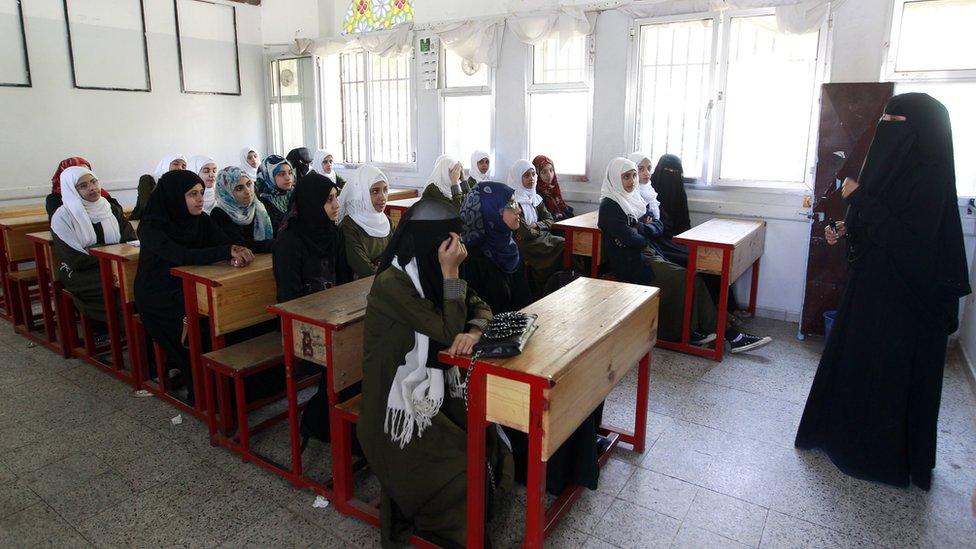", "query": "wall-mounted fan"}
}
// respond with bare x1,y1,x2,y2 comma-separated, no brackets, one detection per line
461,58,481,76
